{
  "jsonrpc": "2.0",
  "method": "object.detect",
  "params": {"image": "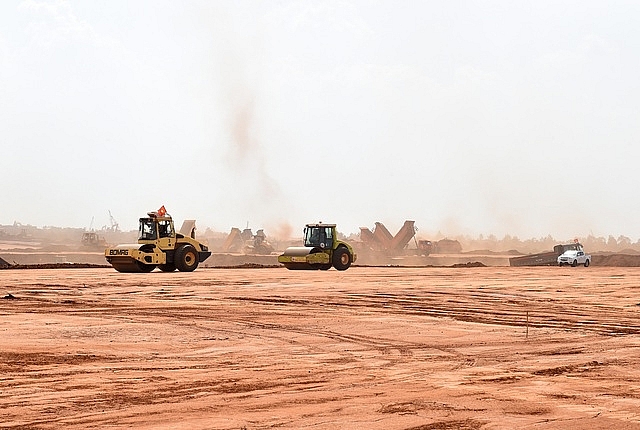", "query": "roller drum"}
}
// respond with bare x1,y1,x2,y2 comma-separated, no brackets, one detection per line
279,246,318,270
280,246,314,257
109,258,155,273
